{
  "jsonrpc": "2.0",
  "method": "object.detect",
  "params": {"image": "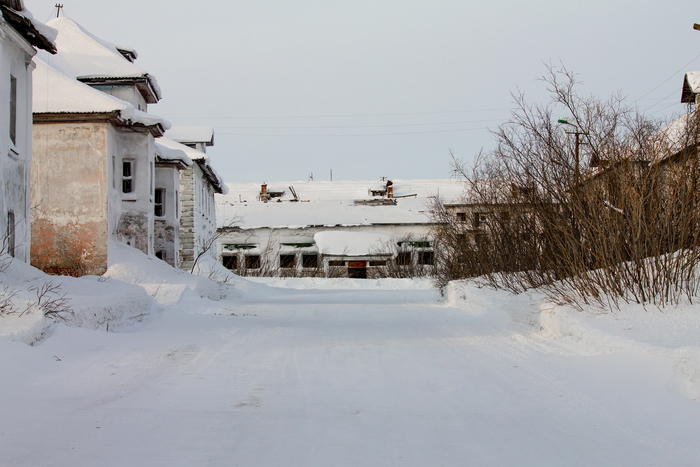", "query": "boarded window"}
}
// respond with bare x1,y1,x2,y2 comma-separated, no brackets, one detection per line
246,255,261,269
280,254,295,268
9,75,16,145
154,188,165,217
302,254,318,268
122,160,133,193
223,255,238,270
396,251,411,266
418,251,434,265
